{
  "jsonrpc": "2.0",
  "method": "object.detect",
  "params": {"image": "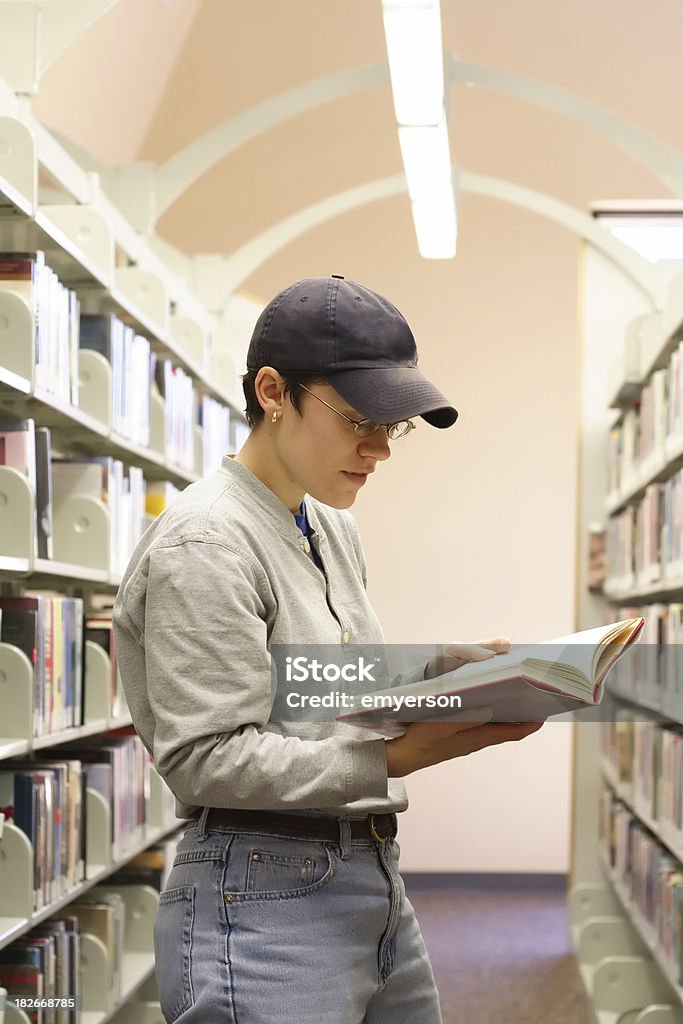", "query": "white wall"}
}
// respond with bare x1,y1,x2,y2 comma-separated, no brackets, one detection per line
347,199,579,873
